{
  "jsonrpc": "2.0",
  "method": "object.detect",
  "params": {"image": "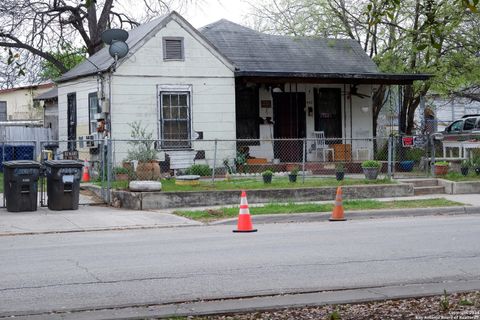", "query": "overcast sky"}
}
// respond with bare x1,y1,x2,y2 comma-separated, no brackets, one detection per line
181,0,251,27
